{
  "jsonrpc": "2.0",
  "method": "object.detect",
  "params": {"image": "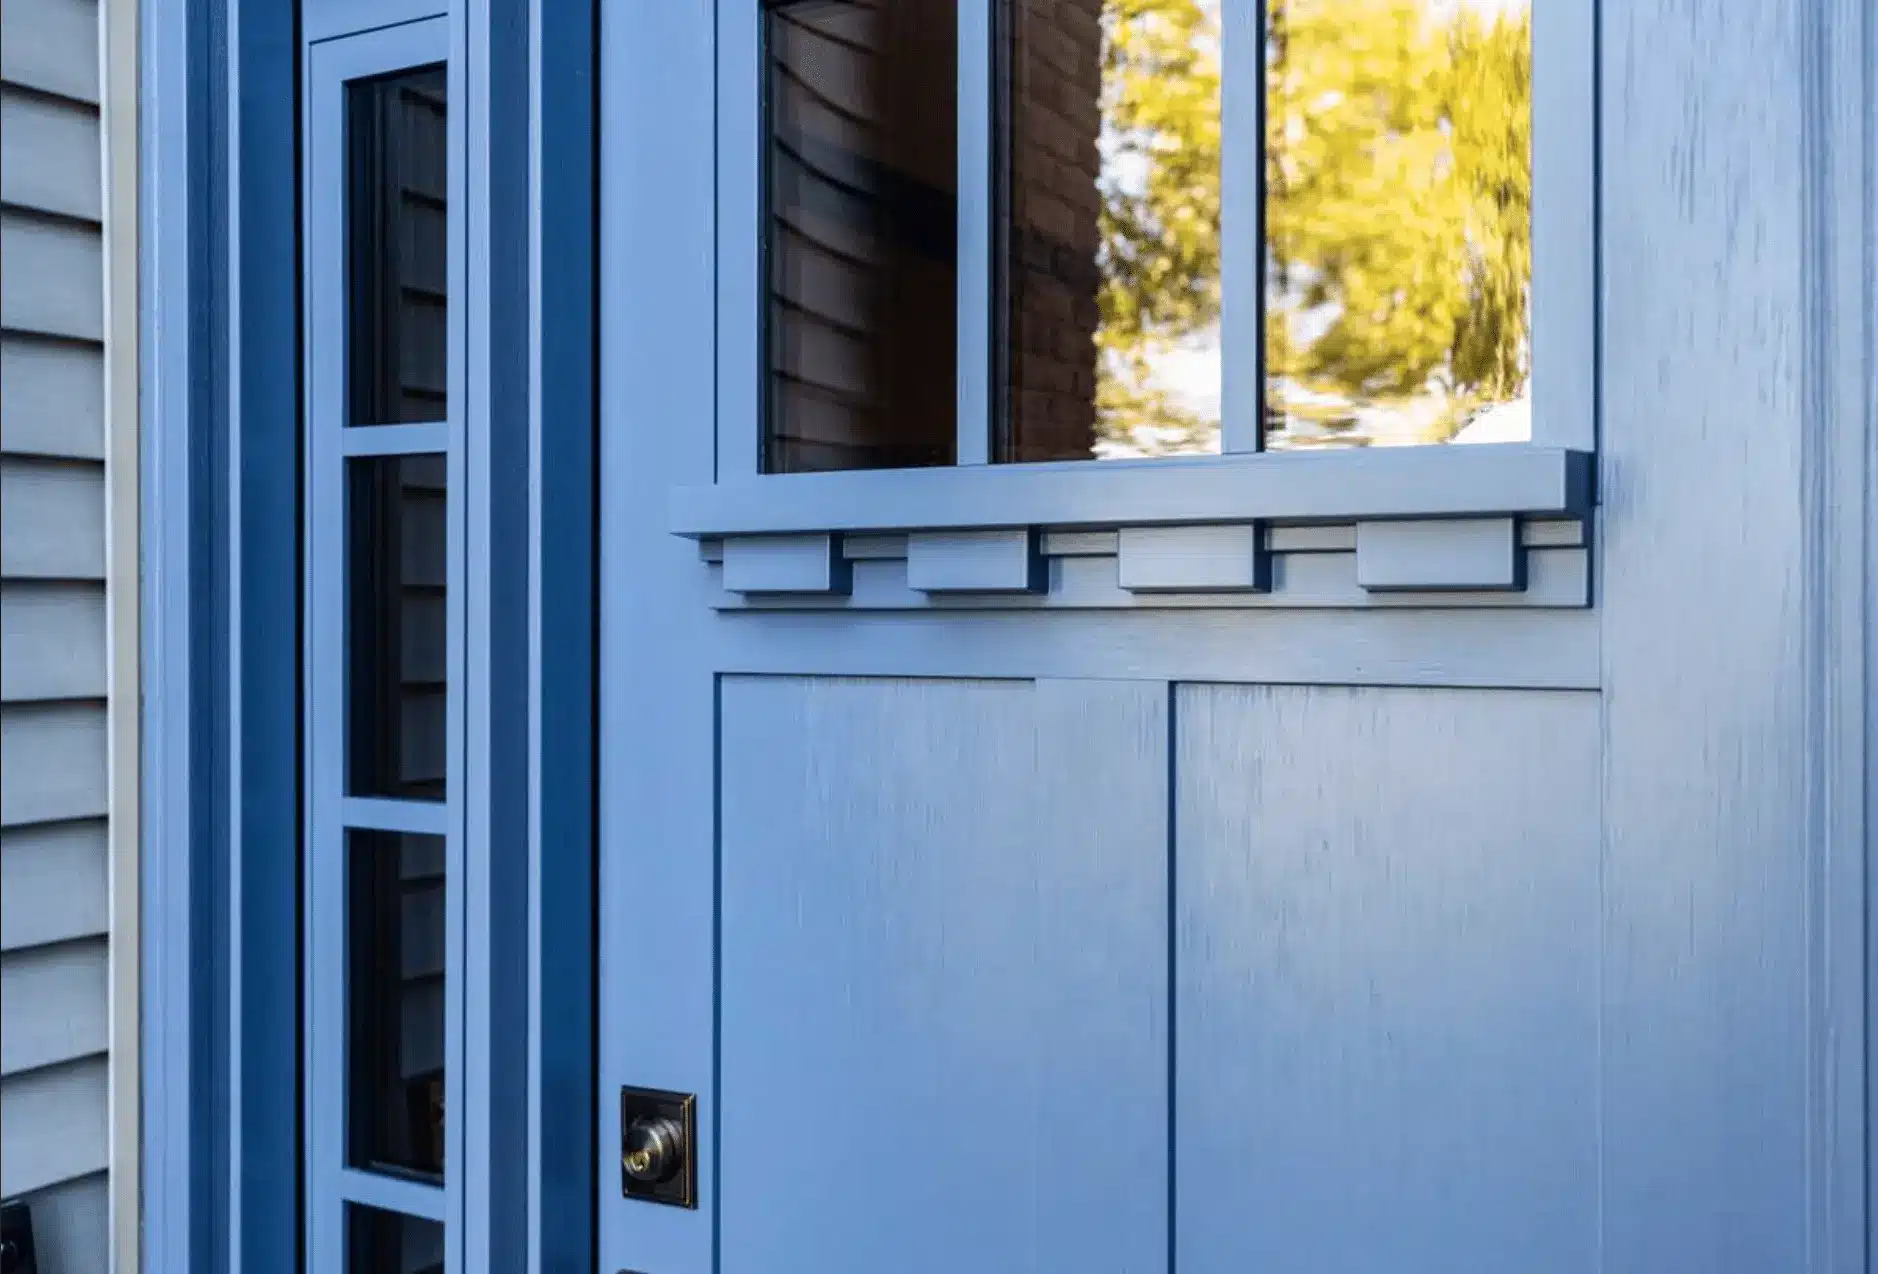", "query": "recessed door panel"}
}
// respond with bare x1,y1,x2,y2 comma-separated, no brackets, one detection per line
1175,684,1601,1272
718,675,1168,1273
